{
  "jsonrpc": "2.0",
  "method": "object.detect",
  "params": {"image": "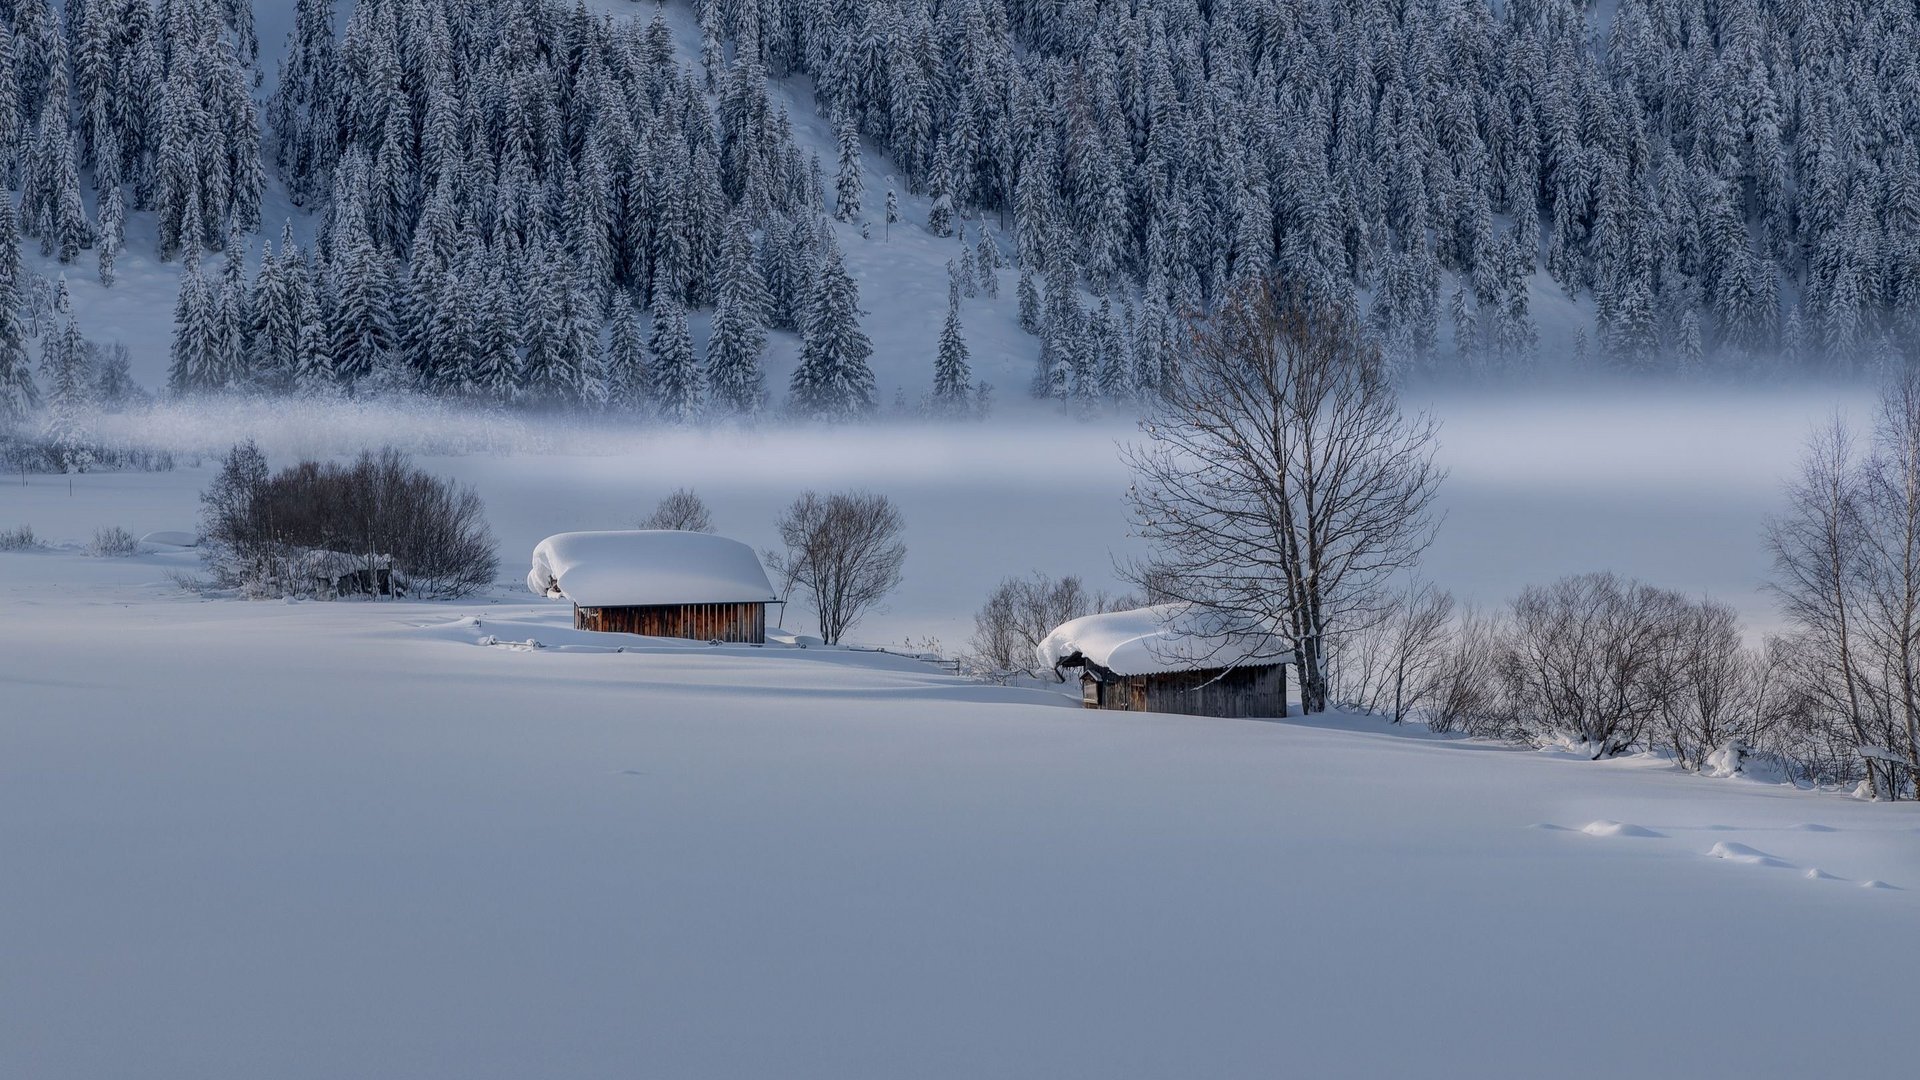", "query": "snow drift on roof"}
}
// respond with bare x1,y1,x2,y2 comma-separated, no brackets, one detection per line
527,531,778,608
1036,604,1290,677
